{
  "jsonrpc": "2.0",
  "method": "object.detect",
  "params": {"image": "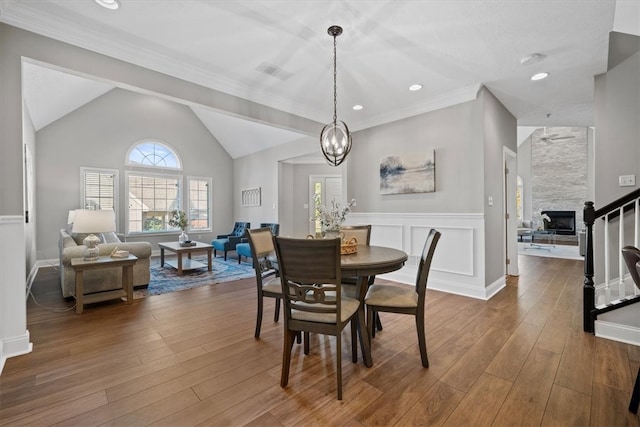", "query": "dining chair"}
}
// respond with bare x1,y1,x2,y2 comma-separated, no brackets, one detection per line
340,225,383,331
273,236,363,400
246,227,282,339
621,246,640,413
364,228,441,368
